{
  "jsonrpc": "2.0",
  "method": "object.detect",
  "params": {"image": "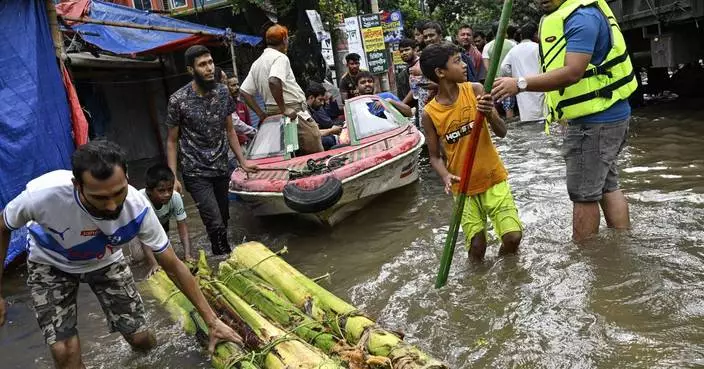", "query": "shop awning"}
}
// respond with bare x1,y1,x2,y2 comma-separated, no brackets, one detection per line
56,0,262,55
